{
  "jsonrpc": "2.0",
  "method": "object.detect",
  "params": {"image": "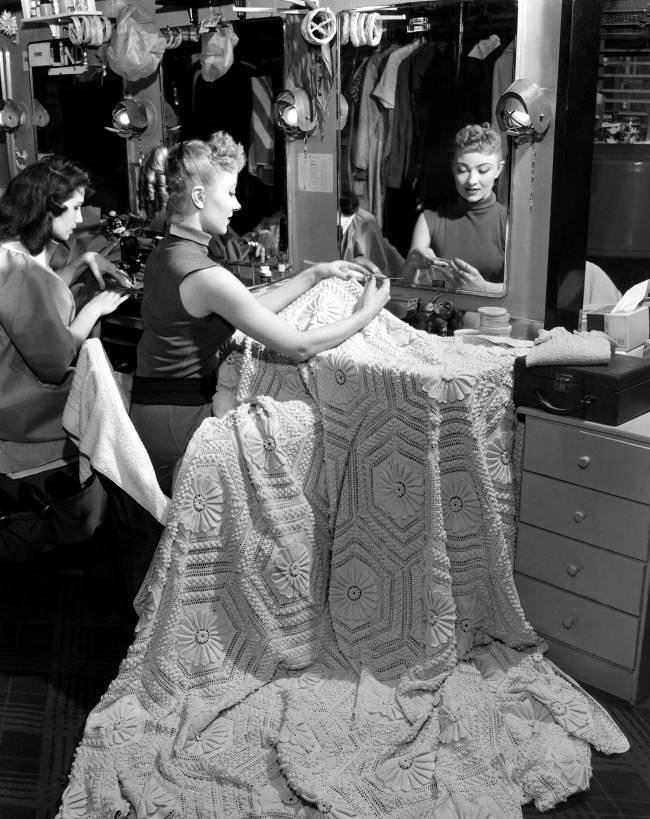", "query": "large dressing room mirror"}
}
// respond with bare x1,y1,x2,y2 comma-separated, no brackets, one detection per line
160,15,288,253
29,40,129,214
338,0,517,297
